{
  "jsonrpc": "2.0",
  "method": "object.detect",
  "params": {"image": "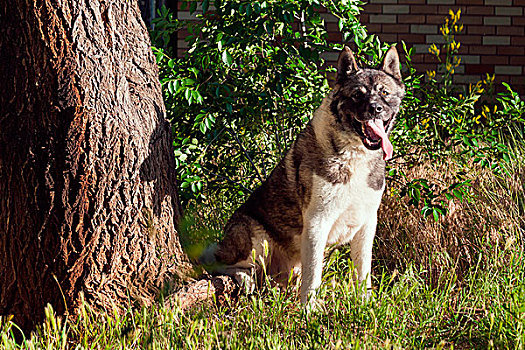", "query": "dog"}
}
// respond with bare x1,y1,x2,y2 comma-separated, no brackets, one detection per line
201,46,405,306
